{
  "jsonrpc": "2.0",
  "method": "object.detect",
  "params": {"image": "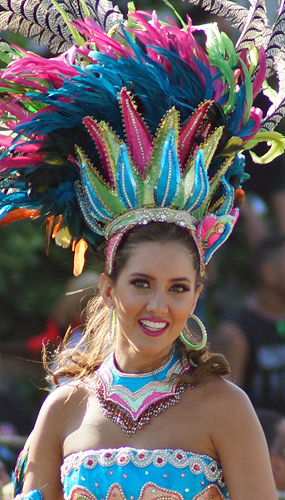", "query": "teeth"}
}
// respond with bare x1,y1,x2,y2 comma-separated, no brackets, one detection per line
140,320,167,331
